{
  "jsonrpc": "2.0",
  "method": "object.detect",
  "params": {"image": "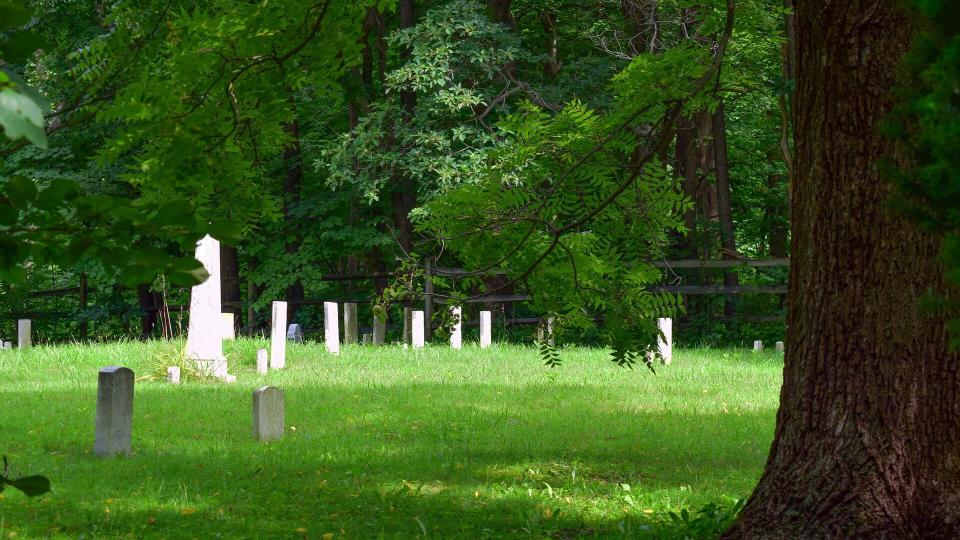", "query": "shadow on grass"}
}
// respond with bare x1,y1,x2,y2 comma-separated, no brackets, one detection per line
2,381,773,538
